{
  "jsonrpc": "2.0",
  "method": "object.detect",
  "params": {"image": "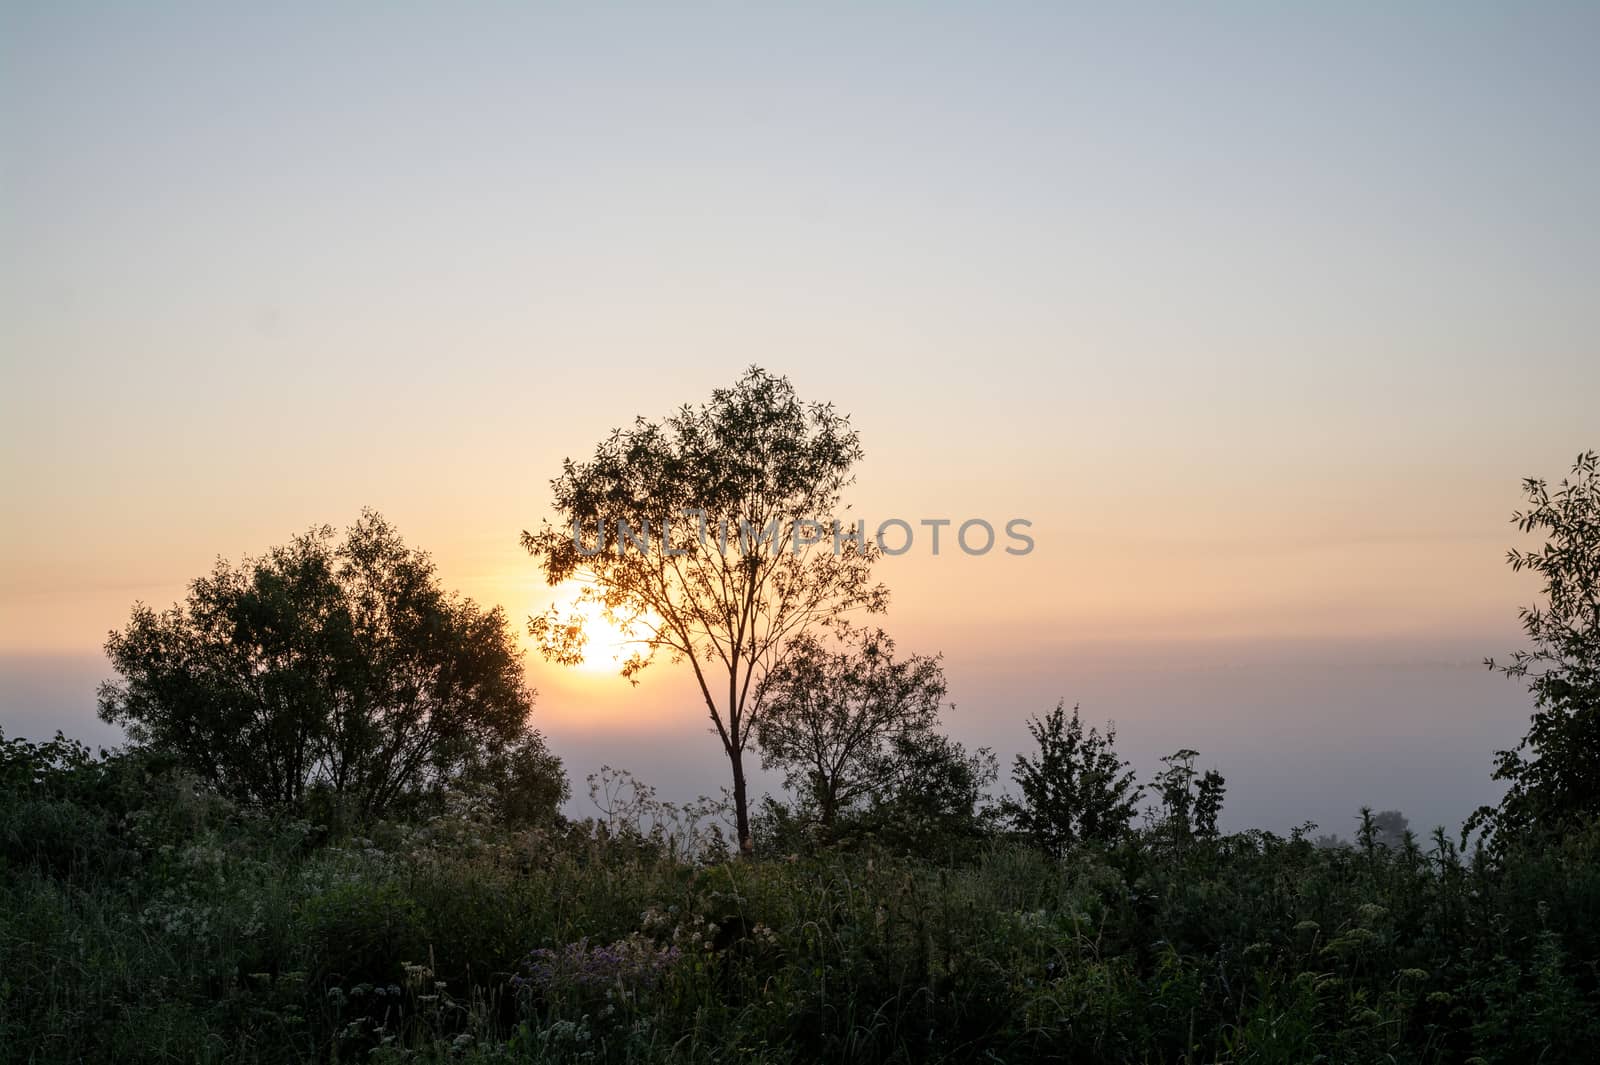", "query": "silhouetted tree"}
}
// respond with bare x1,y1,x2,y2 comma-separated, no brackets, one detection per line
1003,701,1142,856
1474,451,1600,839
751,731,996,855
457,733,570,828
523,367,887,853
99,511,564,819
756,626,945,833
864,730,998,850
